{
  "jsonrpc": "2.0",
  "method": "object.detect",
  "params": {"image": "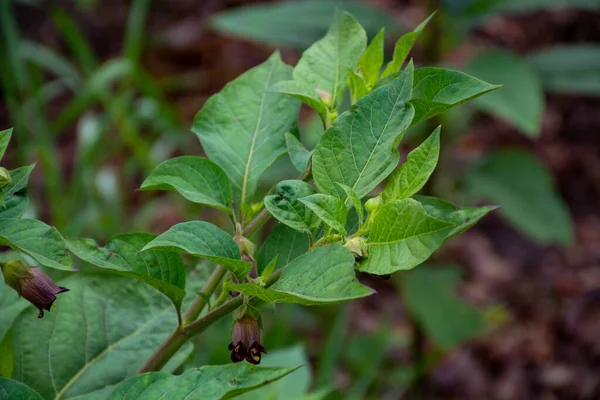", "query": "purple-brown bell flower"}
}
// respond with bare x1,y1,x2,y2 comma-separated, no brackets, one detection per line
228,315,267,365
1,260,69,318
